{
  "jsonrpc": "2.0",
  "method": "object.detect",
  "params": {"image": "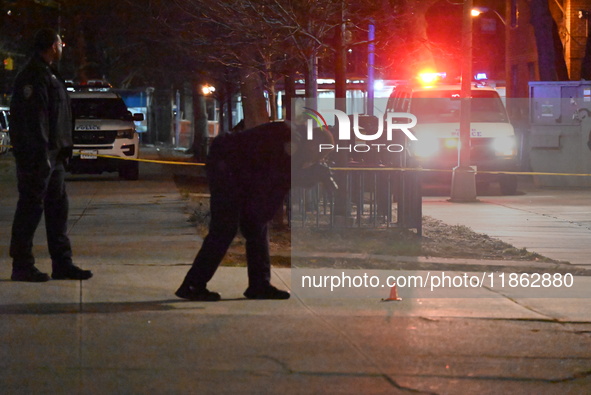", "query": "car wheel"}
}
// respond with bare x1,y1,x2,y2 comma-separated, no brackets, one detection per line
499,174,518,195
120,161,139,180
